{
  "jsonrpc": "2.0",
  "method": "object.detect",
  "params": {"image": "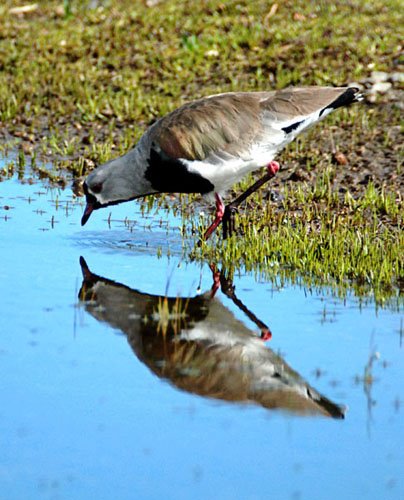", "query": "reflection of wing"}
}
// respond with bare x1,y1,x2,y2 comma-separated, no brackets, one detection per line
79,257,345,419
